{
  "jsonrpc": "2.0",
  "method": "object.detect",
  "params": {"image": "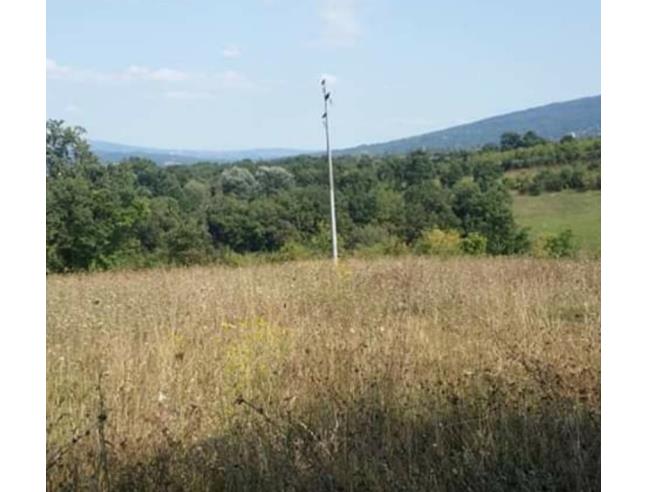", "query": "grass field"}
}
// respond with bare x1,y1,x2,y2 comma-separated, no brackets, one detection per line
47,257,600,491
512,190,601,252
